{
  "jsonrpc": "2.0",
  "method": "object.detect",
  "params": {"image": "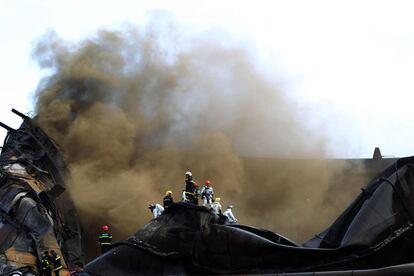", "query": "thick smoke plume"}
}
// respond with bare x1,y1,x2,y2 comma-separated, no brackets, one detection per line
33,21,359,257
